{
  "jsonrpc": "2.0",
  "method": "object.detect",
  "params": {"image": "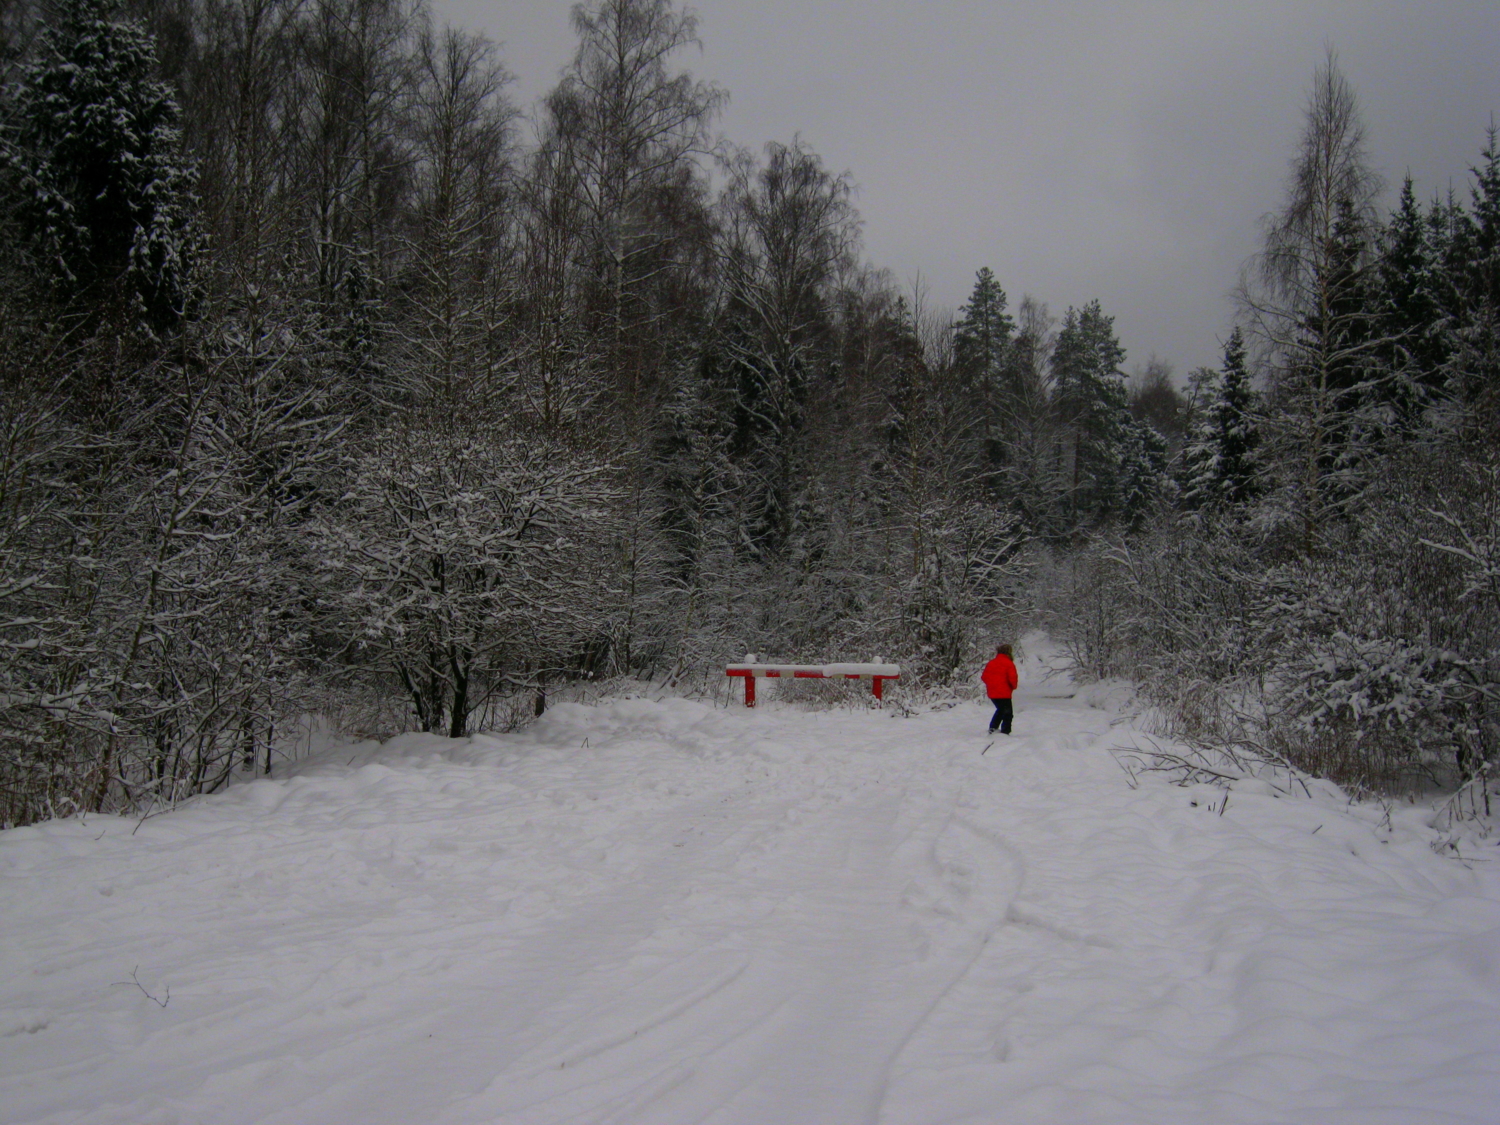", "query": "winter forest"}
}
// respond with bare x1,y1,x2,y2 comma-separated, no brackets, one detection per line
0,0,1497,829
